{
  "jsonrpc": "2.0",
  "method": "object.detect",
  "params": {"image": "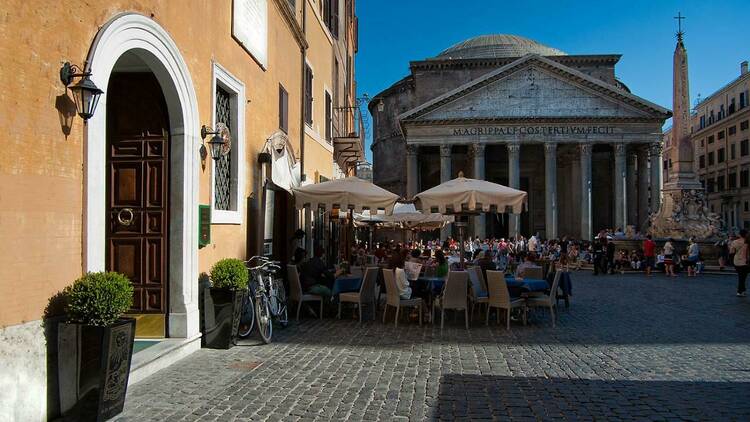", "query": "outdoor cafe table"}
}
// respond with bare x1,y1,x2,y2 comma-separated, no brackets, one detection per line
332,275,362,296
505,275,549,292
